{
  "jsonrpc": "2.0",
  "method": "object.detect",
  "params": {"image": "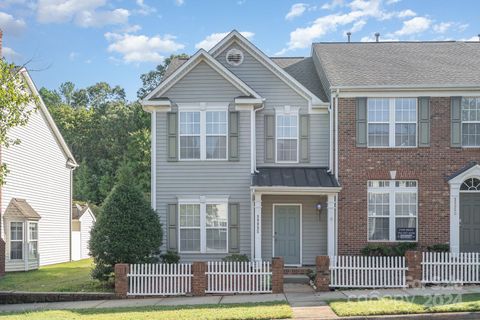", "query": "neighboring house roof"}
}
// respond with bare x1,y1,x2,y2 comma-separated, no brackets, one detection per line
313,41,480,89
162,56,328,102
20,68,78,168
446,161,479,181
72,204,95,221
252,167,339,188
4,198,41,220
